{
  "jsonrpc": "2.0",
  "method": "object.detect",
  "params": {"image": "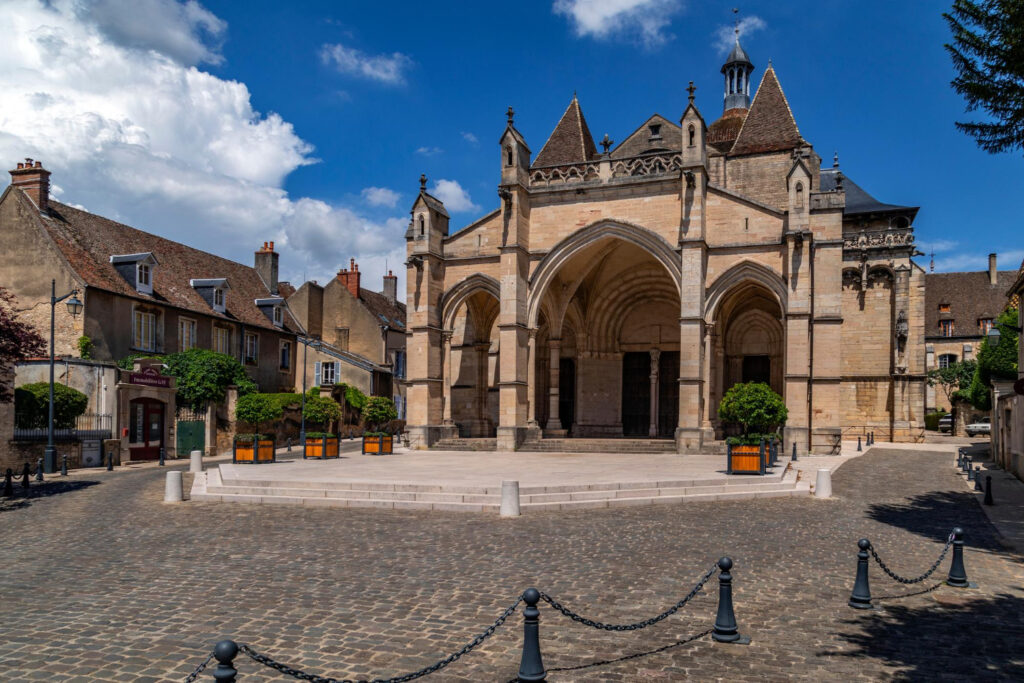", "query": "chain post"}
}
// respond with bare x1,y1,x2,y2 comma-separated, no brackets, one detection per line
967,463,975,482
60,454,67,476
212,640,239,682
791,442,797,461
946,527,970,588
984,476,994,506
956,449,963,469
974,467,983,491
3,468,12,497
518,588,545,682
21,462,30,489
106,450,114,471
849,539,872,609
962,455,971,474
857,436,862,452
35,458,44,481
159,447,165,467
712,557,748,644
